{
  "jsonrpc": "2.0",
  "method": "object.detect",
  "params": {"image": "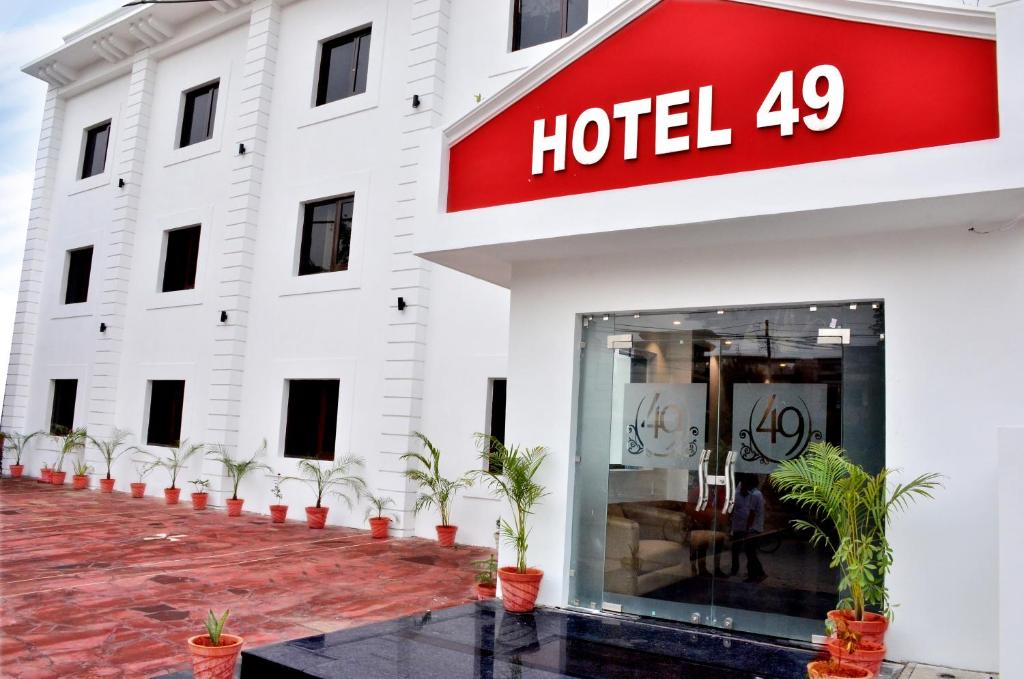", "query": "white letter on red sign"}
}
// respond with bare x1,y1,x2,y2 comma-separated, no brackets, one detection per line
532,115,568,175
572,108,611,166
613,98,652,161
655,90,690,155
696,85,732,149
